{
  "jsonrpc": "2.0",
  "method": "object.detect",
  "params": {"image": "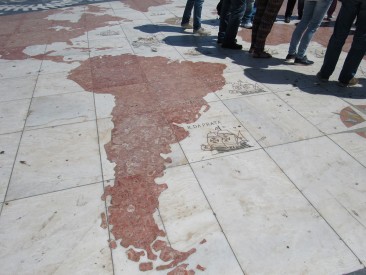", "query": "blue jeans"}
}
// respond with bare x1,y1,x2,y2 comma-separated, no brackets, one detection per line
181,0,204,30
218,0,246,43
242,0,255,24
288,0,332,59
320,0,366,83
